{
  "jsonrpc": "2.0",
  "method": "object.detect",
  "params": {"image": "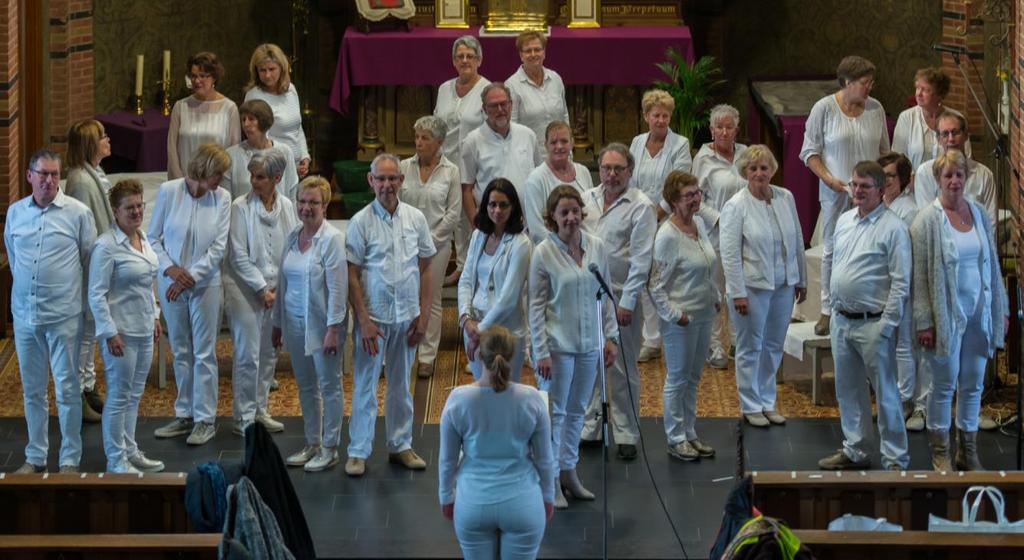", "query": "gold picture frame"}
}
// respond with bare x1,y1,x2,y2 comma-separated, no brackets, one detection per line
567,0,600,28
436,0,470,28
